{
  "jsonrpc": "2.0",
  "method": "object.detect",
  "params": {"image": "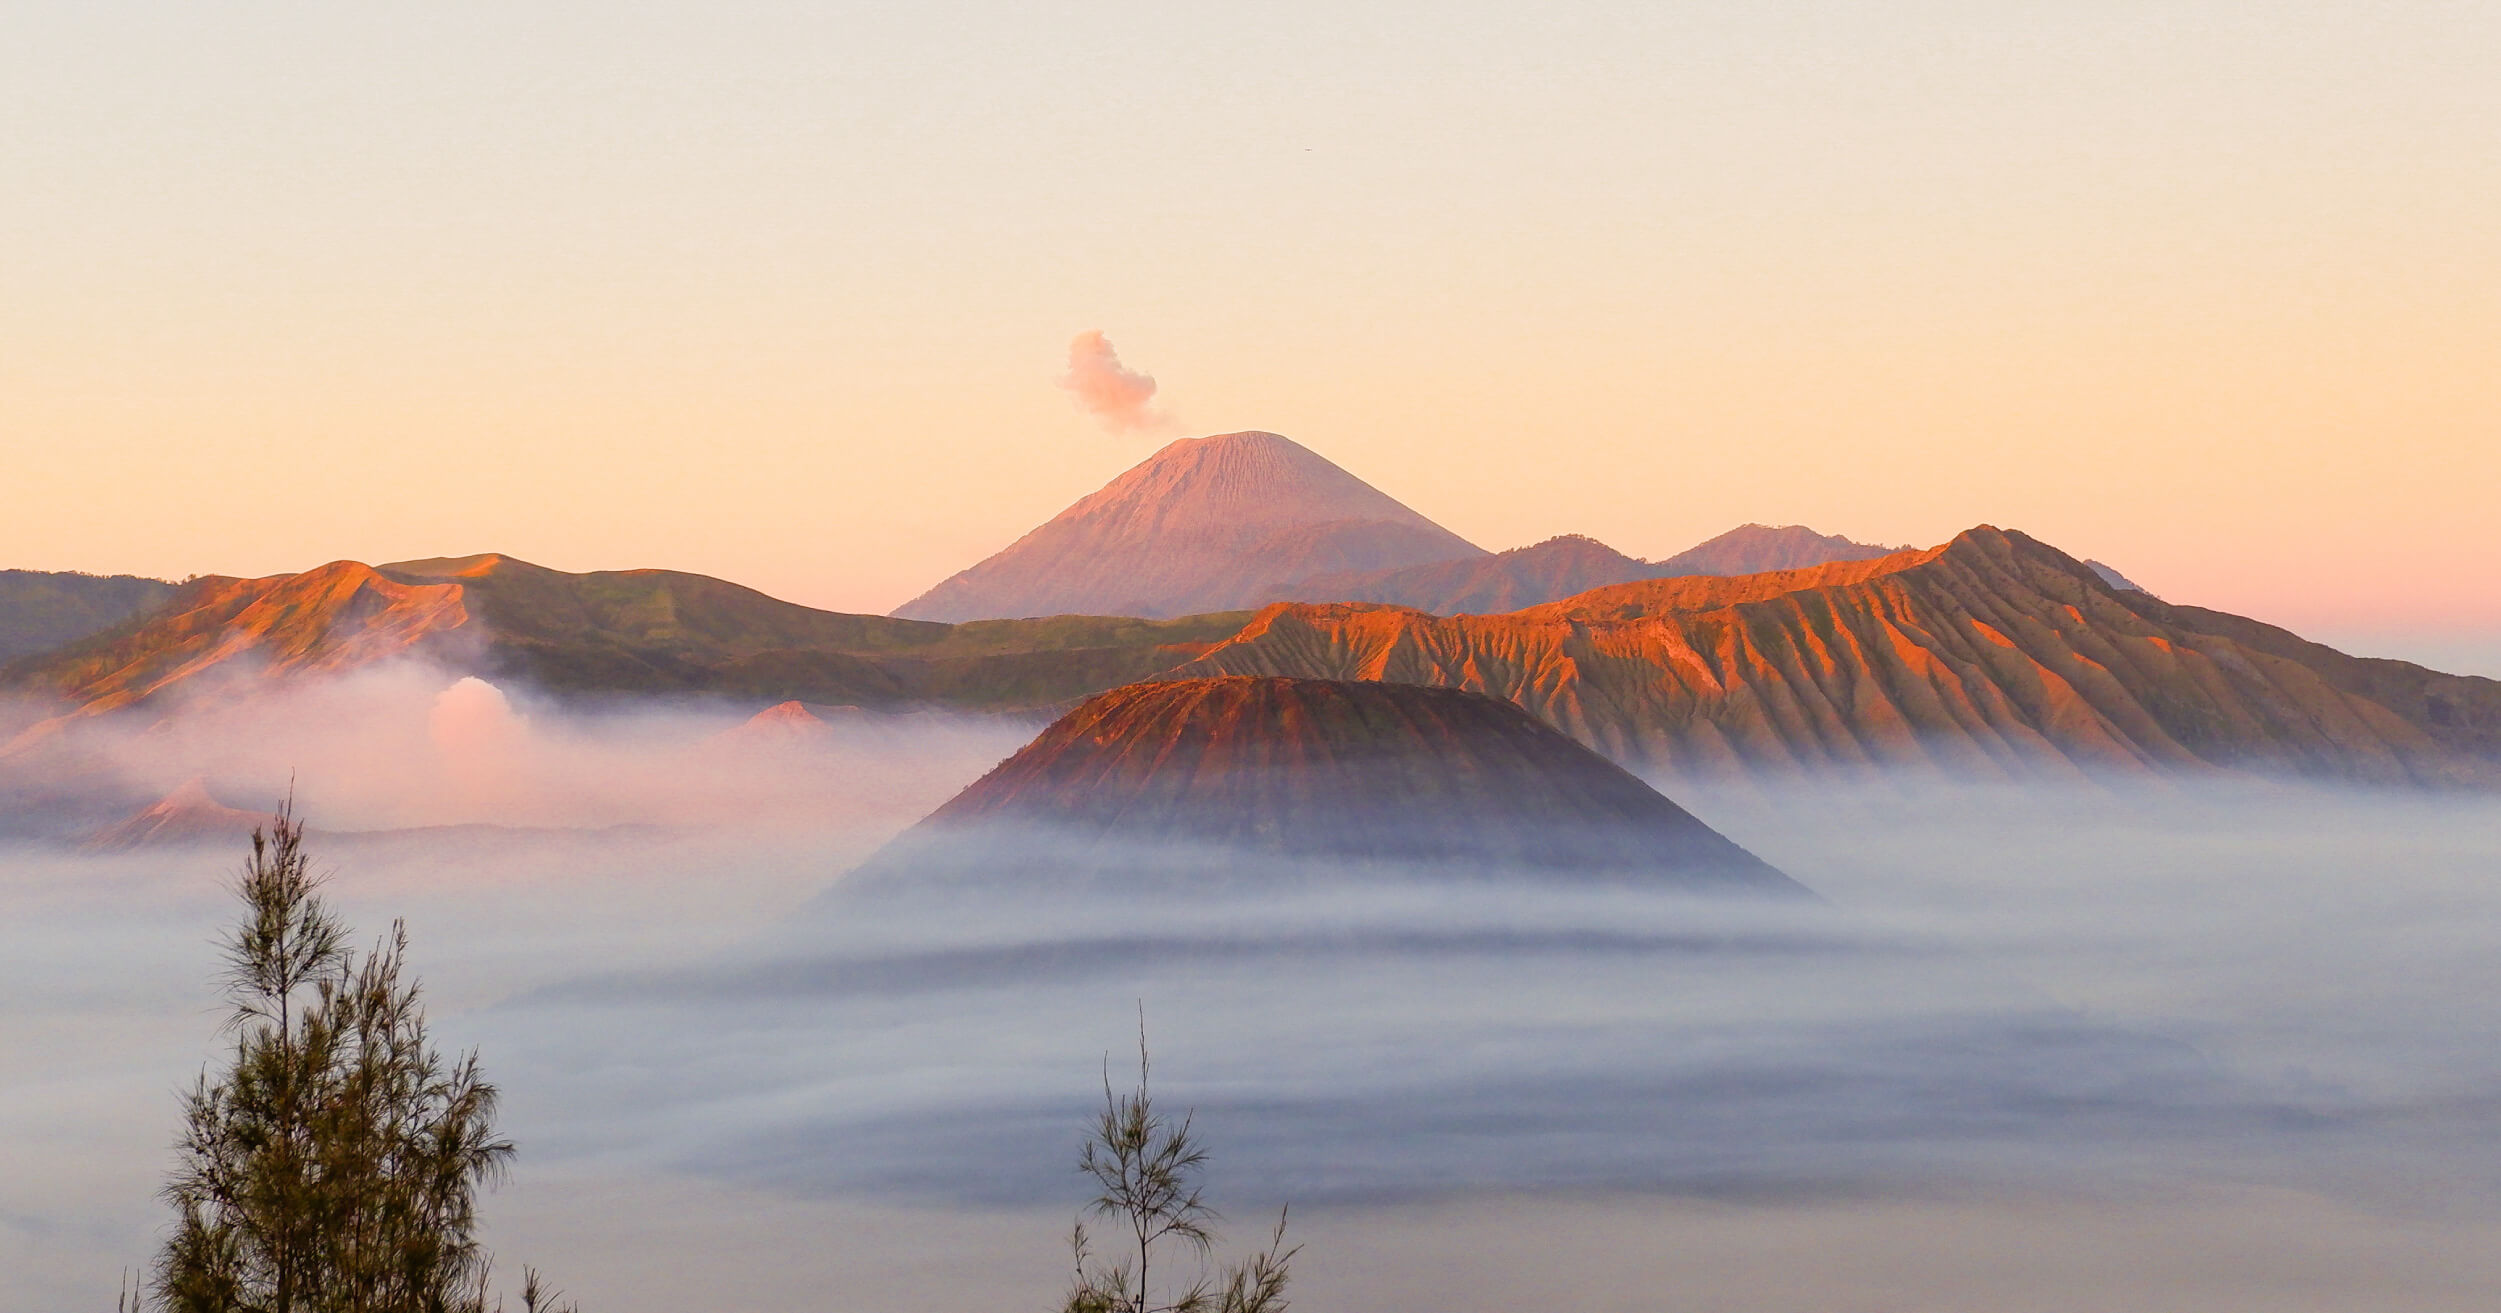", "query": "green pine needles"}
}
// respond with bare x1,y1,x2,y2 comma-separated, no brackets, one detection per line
151,807,574,1313
1061,1017,1298,1313
141,808,1305,1311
